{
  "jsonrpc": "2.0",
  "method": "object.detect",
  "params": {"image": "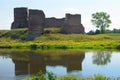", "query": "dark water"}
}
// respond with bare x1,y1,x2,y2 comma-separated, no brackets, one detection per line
0,50,120,80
